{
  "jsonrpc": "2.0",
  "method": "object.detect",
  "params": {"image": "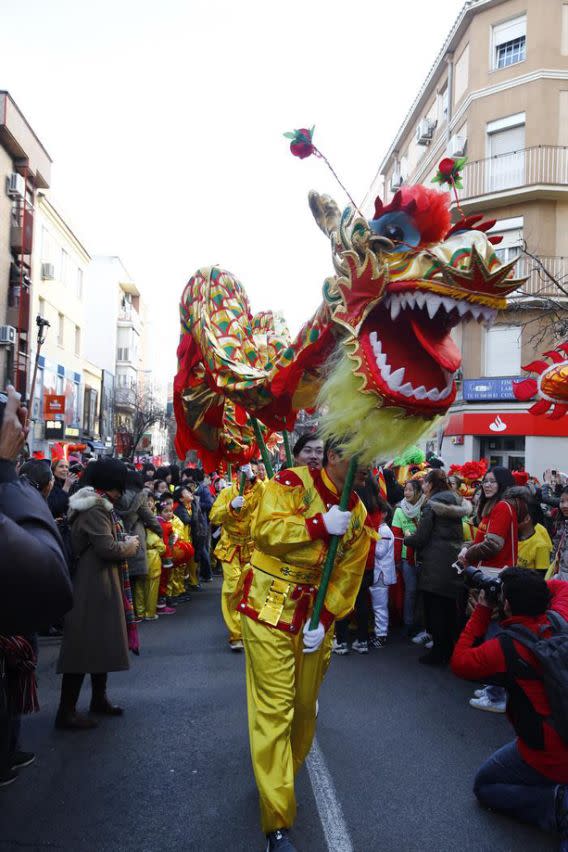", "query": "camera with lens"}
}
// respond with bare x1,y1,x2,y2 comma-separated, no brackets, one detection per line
461,566,503,606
